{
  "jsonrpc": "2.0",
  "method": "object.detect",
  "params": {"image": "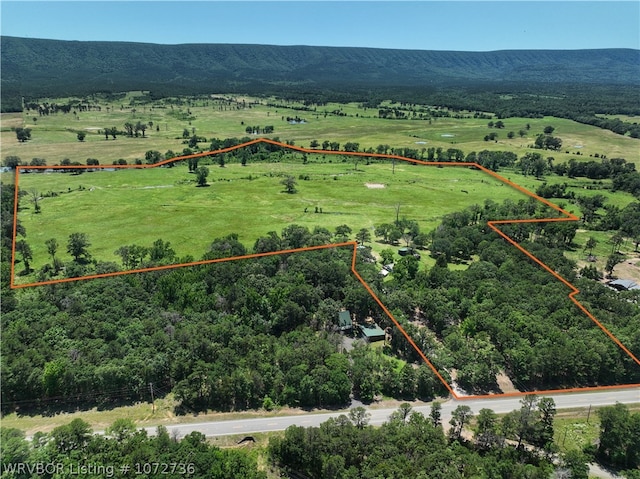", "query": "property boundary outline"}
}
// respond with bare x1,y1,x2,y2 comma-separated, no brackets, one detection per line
10,138,640,399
